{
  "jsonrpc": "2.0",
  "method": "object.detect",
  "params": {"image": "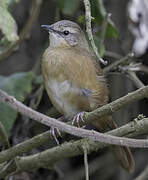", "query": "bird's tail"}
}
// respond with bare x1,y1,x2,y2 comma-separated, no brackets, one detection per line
110,144,135,172
92,115,135,172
